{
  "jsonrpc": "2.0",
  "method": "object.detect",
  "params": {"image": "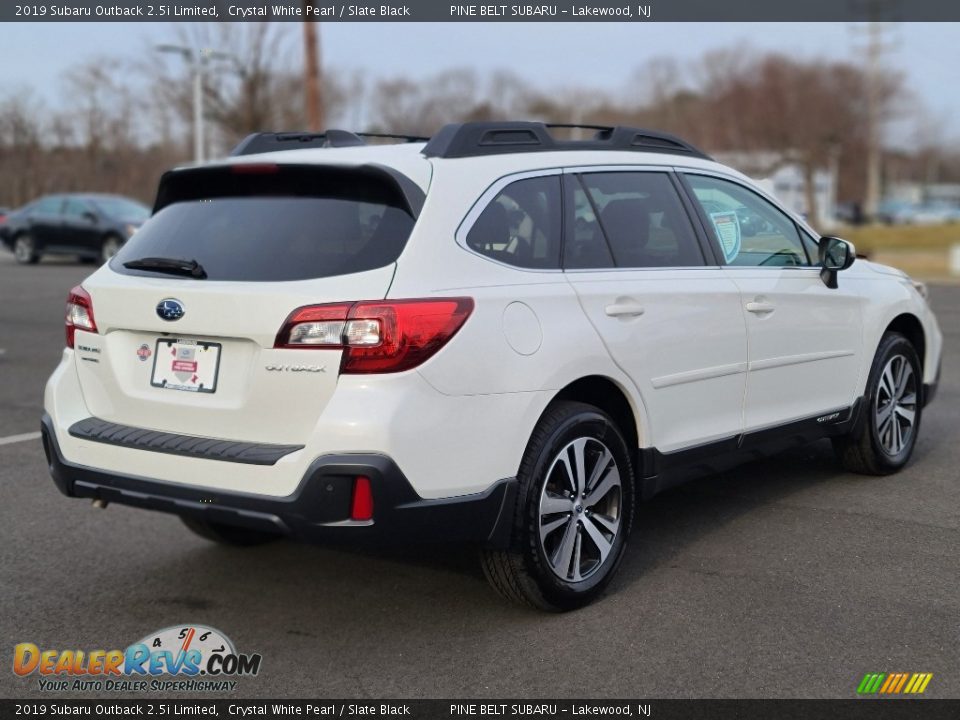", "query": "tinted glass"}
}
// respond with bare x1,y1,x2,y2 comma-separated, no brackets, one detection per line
578,172,704,268
465,175,562,269
92,197,150,222
685,174,811,267
63,199,92,218
563,179,614,269
801,229,821,265
33,197,62,215
113,197,414,282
